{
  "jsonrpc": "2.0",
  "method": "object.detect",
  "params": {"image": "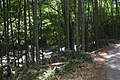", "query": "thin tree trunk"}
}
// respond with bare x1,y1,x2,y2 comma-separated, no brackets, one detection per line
81,0,85,51
6,0,9,63
28,0,32,62
32,0,35,62
24,0,28,65
39,0,44,64
86,0,90,51
77,0,82,52
115,0,119,39
94,0,99,48
57,0,61,53
17,0,22,67
0,0,1,15
34,0,40,63
65,0,70,49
